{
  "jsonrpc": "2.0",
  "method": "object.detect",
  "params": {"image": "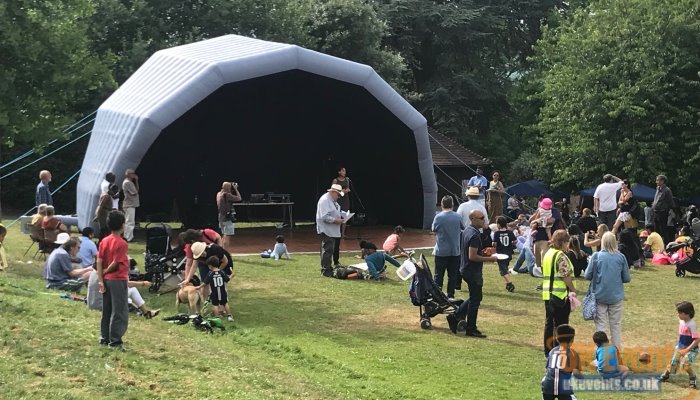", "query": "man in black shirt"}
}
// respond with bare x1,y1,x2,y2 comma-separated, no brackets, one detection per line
652,175,675,244
446,209,498,338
